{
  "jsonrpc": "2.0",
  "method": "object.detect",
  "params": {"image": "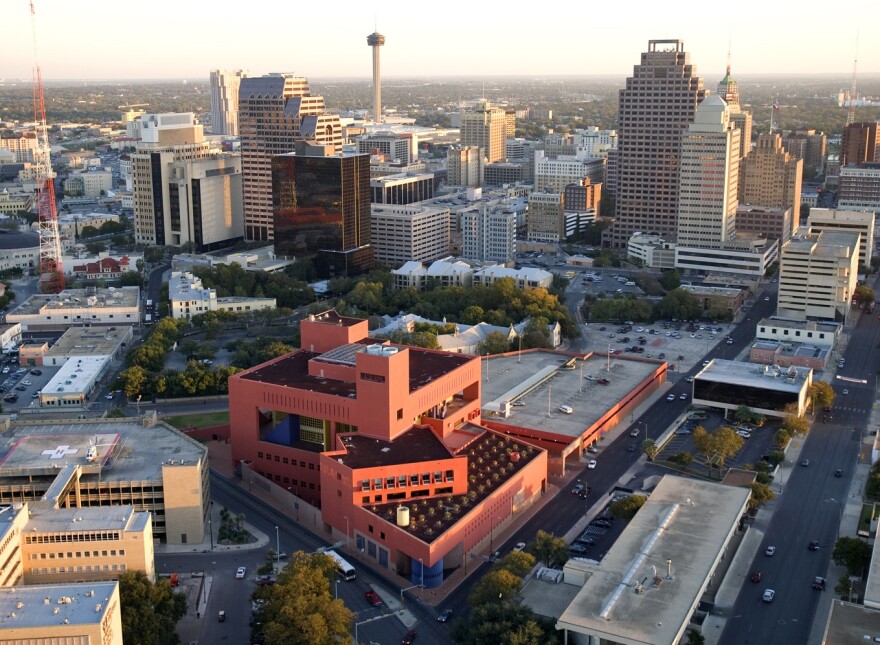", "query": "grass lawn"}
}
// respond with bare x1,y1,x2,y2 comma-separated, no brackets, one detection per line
165,411,229,430
859,502,875,536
